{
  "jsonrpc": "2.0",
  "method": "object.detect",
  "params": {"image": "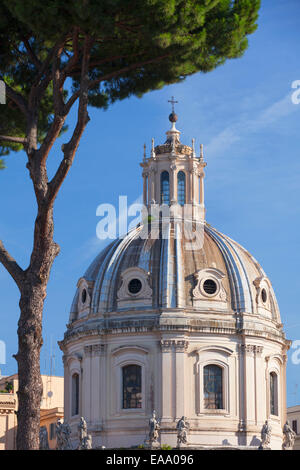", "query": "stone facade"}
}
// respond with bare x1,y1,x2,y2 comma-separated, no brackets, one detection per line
60,114,290,450
287,406,300,450
0,374,63,450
